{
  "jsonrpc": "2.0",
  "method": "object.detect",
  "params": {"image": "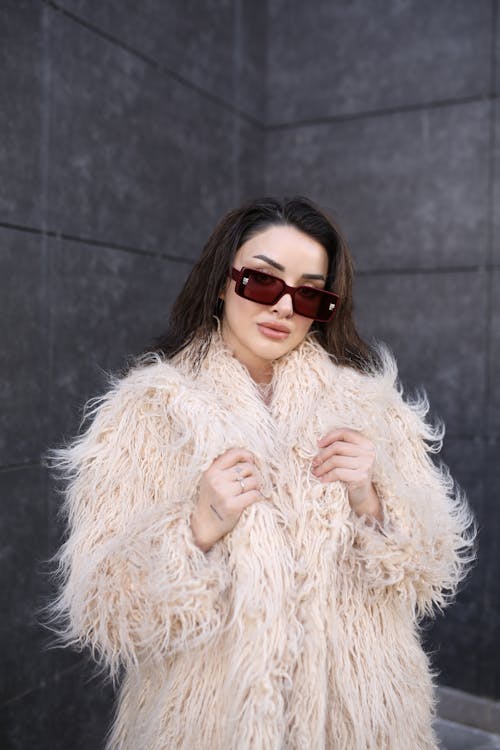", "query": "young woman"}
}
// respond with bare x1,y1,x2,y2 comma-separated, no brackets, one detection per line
49,196,474,749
